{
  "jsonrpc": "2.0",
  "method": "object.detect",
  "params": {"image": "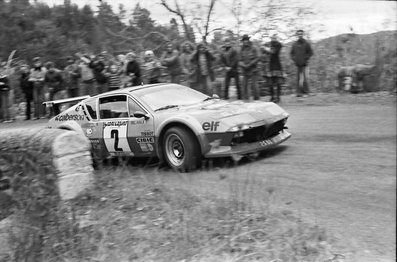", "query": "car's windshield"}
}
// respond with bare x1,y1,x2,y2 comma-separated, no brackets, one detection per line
134,84,209,111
